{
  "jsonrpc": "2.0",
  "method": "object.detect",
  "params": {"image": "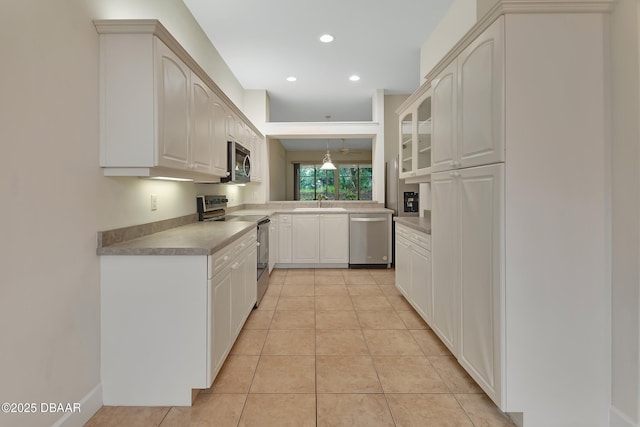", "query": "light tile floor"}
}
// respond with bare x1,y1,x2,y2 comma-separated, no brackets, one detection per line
86,268,515,427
